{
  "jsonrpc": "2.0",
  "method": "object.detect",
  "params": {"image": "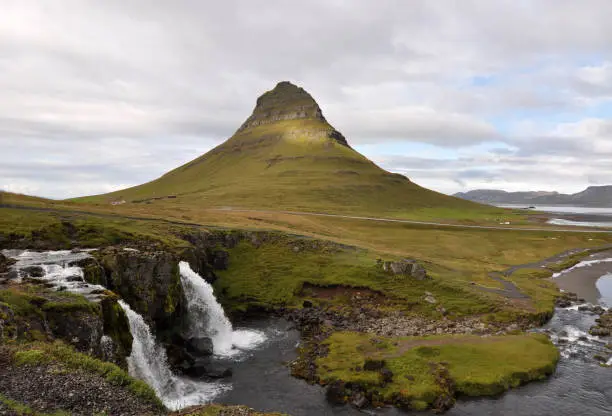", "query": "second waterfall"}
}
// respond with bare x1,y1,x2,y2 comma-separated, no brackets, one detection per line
179,261,267,356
